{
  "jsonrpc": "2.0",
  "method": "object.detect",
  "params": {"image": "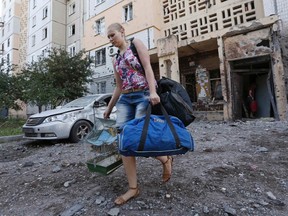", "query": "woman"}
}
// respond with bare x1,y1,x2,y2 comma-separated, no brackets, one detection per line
104,23,173,205
247,83,257,118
